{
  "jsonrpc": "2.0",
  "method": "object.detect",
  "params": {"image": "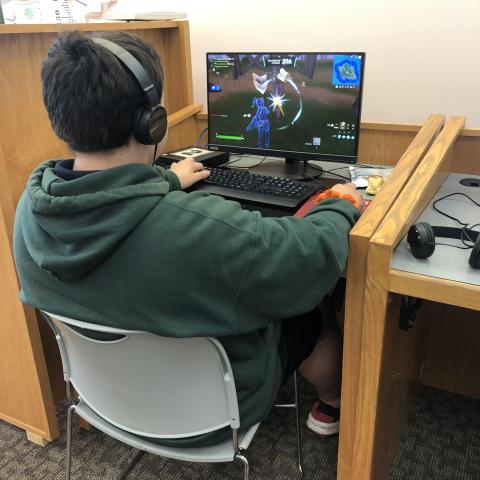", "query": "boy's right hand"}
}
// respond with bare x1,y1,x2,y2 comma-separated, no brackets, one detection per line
331,183,364,212
170,157,210,190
